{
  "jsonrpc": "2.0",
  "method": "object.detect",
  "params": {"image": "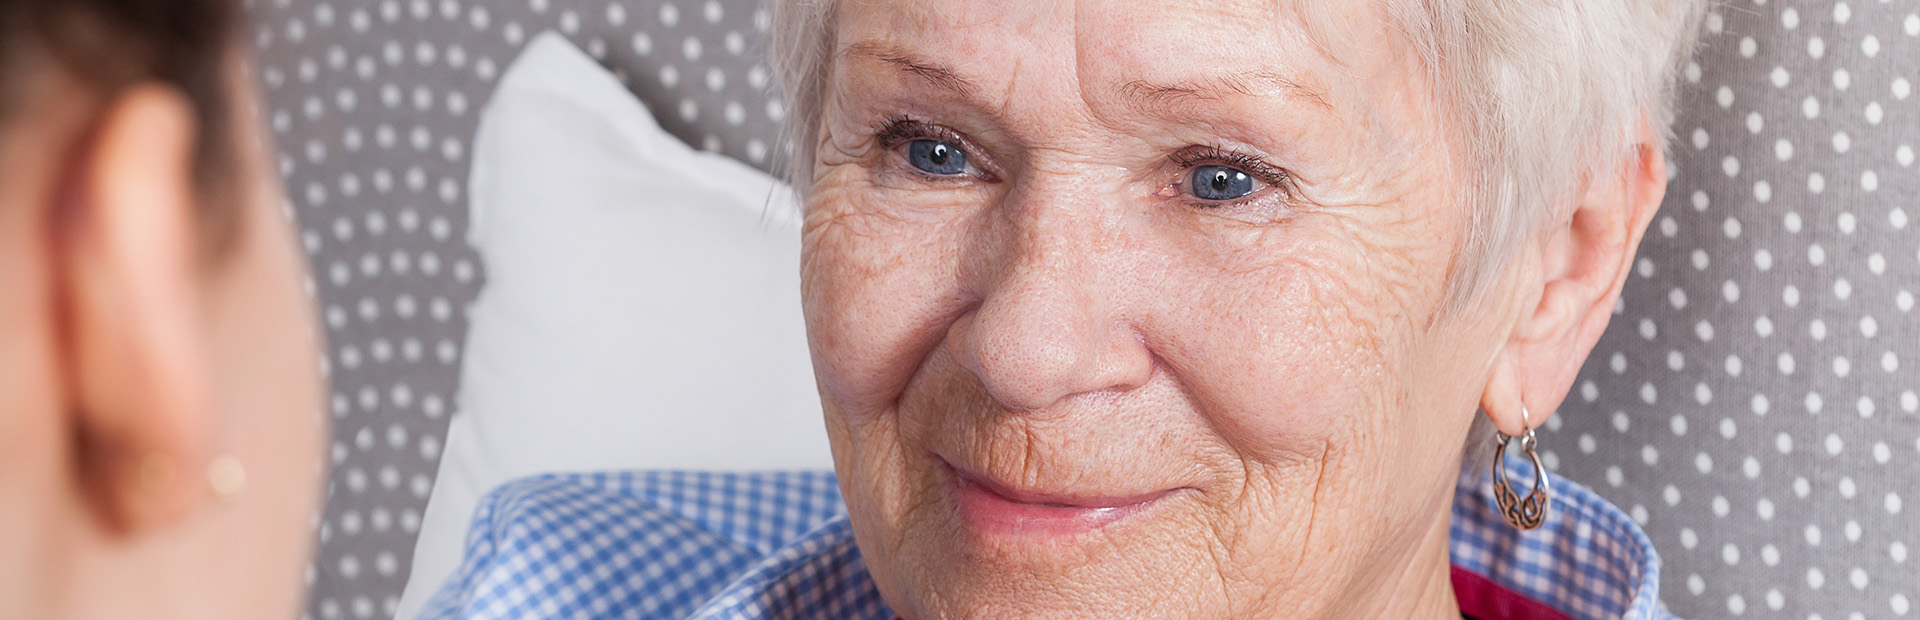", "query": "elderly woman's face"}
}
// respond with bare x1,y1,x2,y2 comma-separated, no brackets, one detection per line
802,1,1519,617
